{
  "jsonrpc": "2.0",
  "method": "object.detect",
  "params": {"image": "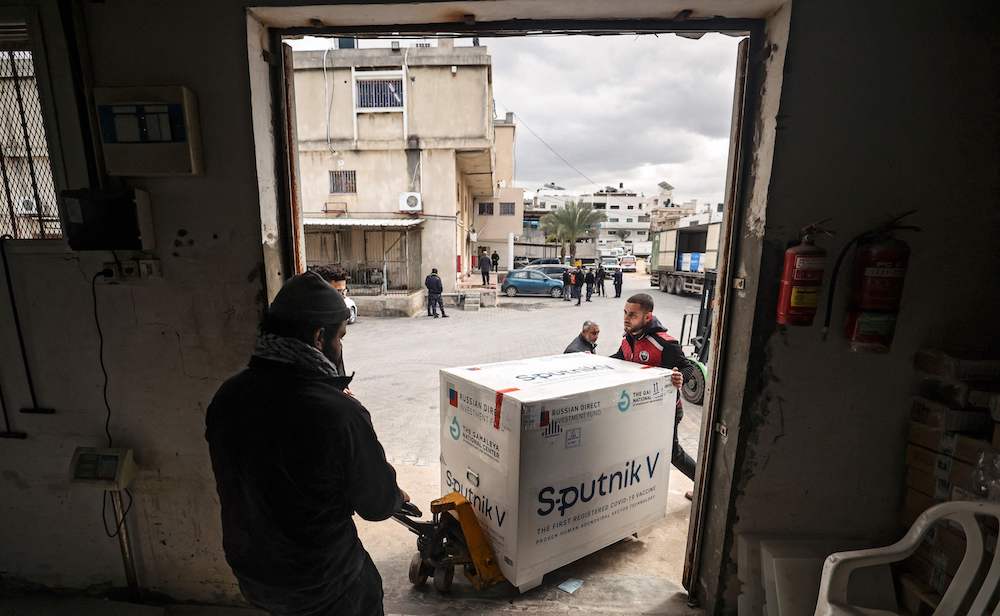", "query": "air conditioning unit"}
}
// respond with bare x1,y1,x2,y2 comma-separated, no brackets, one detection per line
399,192,422,213
13,197,37,216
